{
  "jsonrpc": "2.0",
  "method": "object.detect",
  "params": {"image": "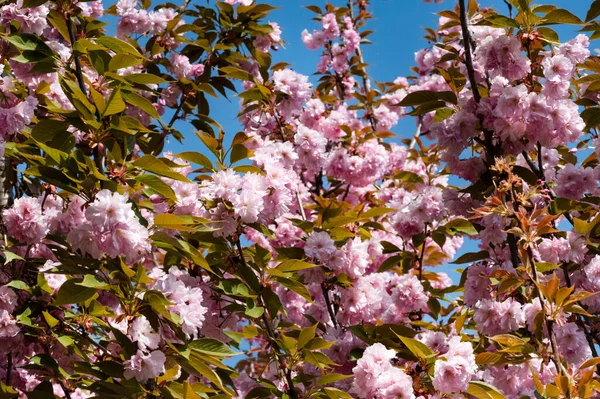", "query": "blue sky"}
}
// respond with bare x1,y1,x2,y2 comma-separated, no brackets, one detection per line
165,0,595,155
